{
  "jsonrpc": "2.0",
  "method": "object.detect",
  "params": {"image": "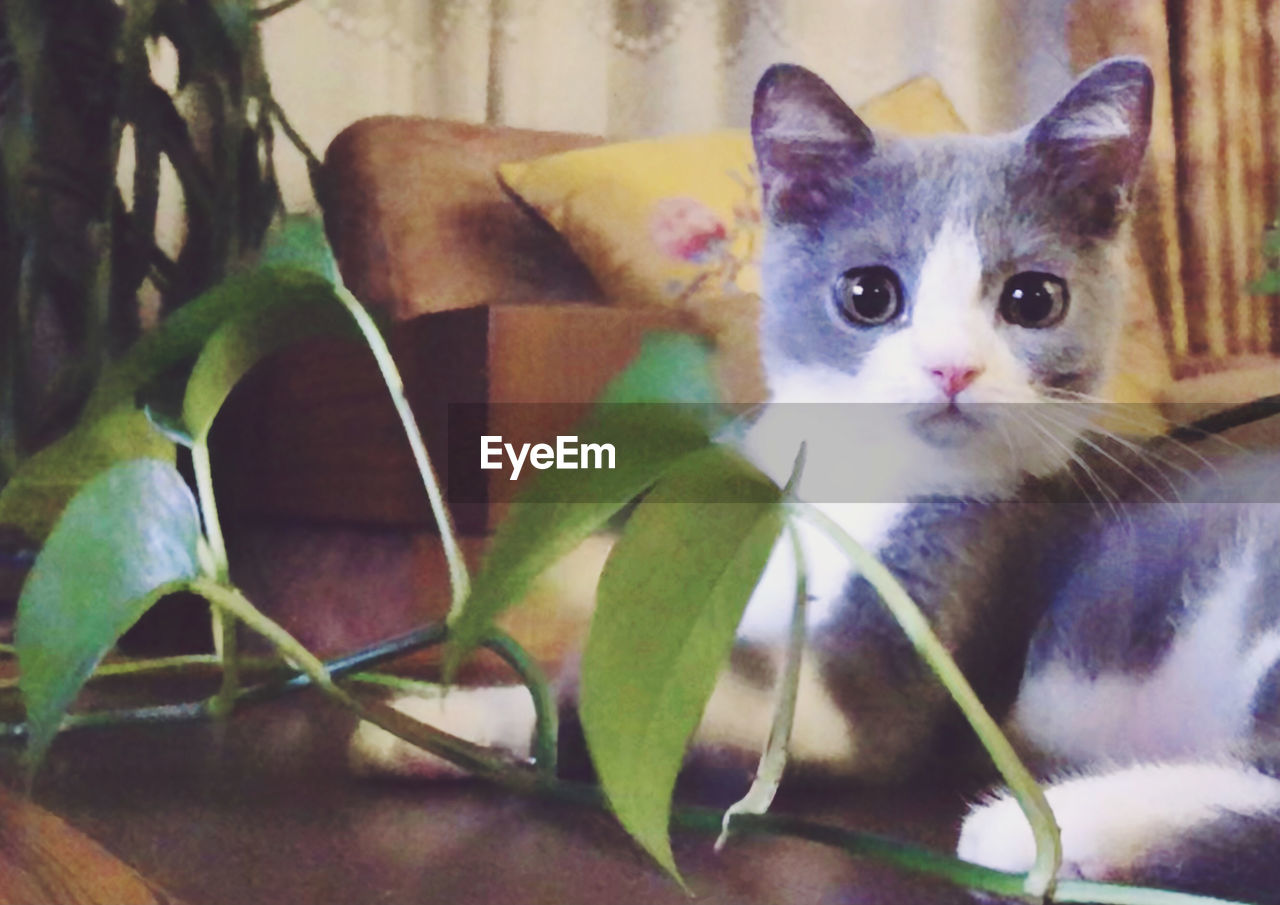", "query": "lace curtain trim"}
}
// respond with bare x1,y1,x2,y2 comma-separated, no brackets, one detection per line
308,0,791,64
